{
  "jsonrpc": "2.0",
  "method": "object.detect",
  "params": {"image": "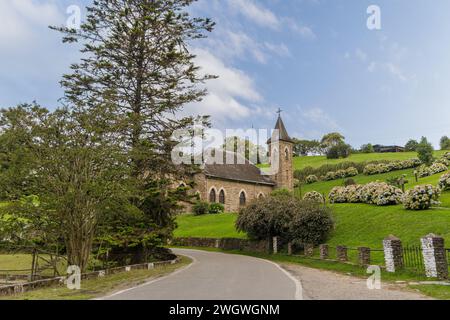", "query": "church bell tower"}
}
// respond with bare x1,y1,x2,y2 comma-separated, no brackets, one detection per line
268,110,294,191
